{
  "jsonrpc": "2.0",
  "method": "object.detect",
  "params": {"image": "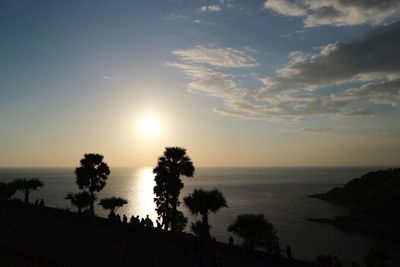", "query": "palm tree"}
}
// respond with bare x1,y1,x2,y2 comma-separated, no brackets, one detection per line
227,213,278,250
65,191,92,213
75,153,110,215
13,178,44,203
184,188,227,237
99,196,128,216
153,147,194,232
